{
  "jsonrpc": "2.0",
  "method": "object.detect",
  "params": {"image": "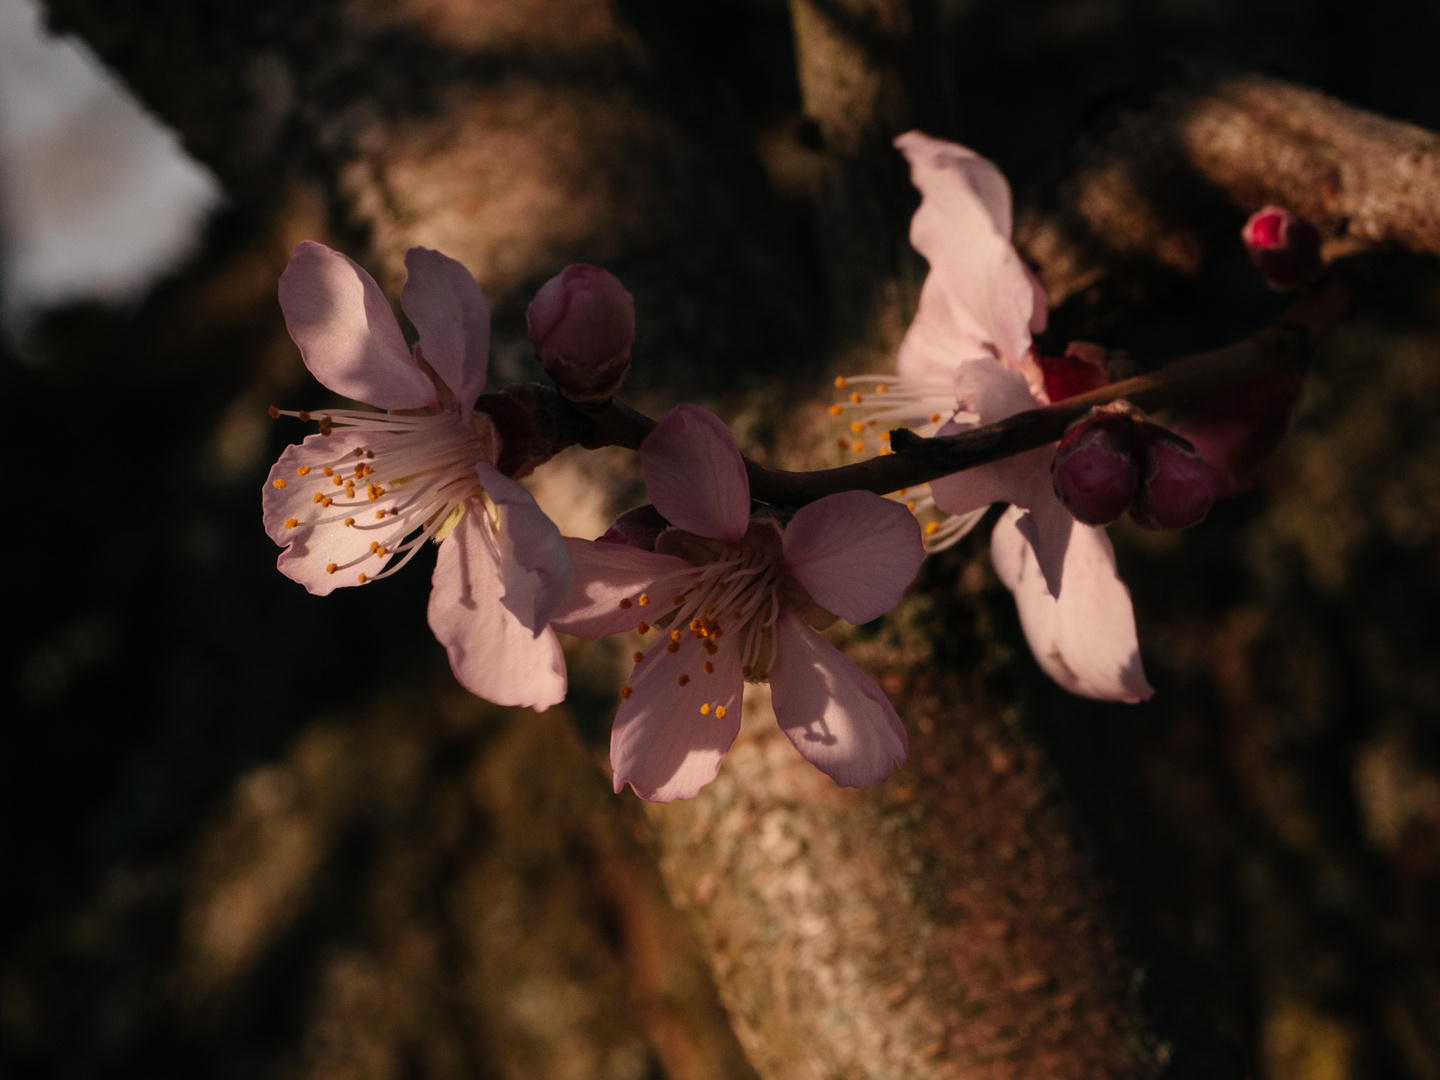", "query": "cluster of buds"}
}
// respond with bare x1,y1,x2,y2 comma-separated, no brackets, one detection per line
1051,402,1225,530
